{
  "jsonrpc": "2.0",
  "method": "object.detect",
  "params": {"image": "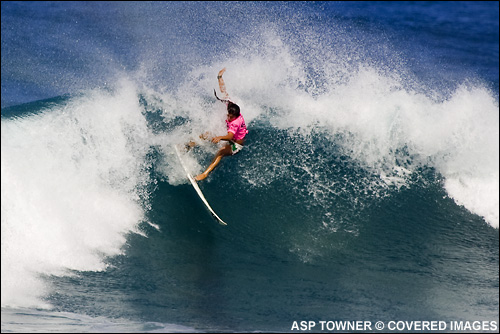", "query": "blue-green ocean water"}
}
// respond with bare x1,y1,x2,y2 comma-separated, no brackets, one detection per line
2,2,498,332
